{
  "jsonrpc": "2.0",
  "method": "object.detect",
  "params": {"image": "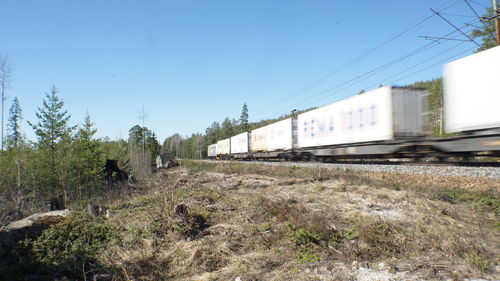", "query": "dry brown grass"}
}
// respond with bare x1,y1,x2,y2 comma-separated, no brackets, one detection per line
85,161,500,280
